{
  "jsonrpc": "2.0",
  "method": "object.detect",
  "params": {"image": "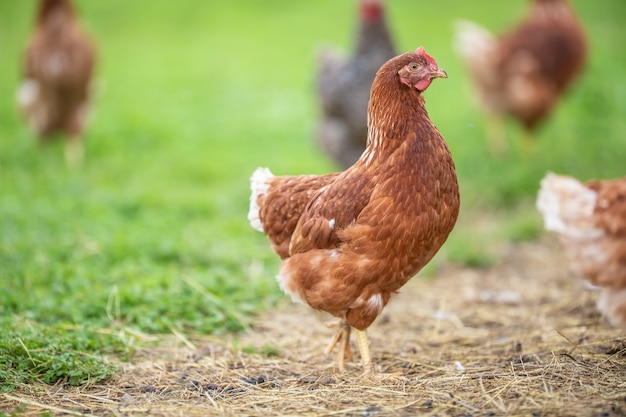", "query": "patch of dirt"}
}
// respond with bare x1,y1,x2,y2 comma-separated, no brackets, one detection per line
3,239,626,416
